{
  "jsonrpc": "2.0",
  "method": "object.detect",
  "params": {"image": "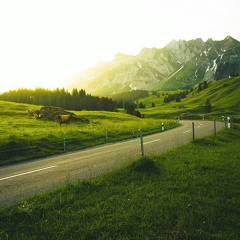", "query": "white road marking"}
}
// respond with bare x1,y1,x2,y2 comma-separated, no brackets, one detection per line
144,139,161,145
183,130,190,133
0,165,57,181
